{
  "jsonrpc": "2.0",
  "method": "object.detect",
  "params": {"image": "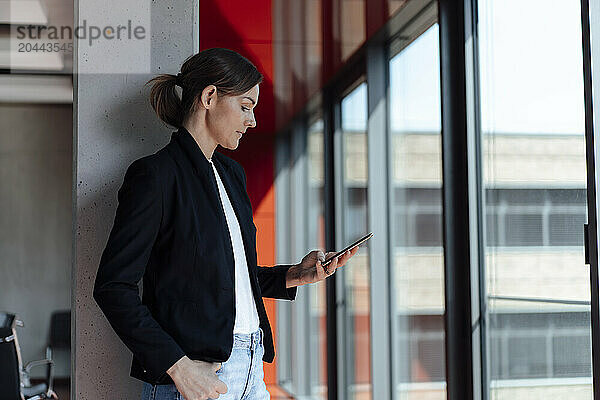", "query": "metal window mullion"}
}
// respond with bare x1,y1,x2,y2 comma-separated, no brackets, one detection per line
467,0,490,395
366,42,392,400
323,89,339,400
333,97,348,400
438,0,485,399
302,116,319,398
291,120,311,396
580,0,600,398
276,133,293,386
